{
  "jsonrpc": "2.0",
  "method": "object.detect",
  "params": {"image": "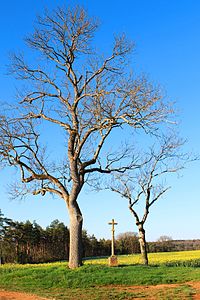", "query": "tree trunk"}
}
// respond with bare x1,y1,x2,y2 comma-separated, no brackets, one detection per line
68,201,83,269
138,224,148,265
